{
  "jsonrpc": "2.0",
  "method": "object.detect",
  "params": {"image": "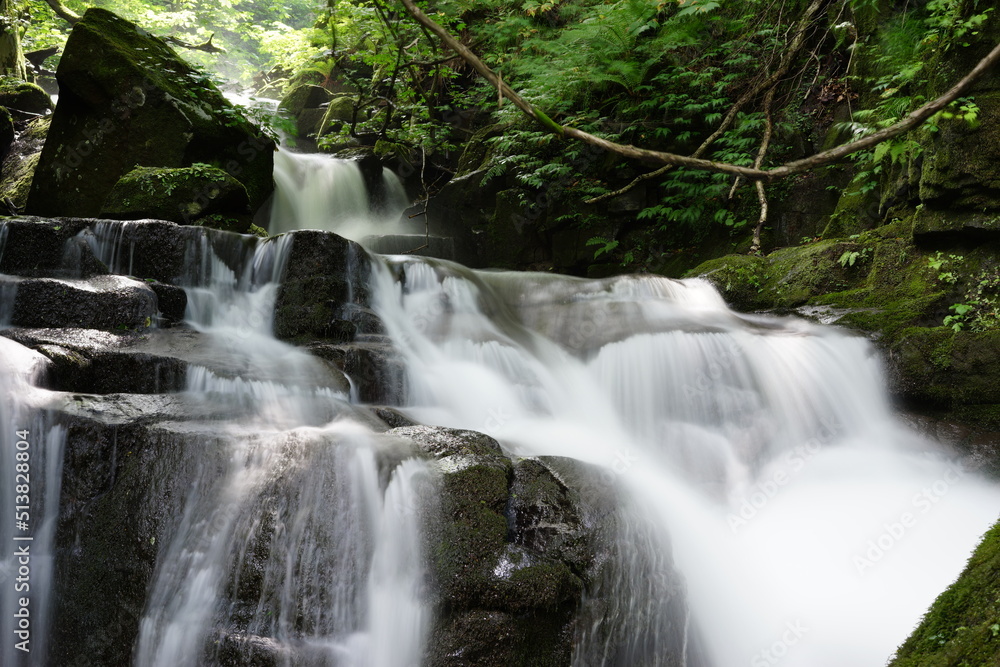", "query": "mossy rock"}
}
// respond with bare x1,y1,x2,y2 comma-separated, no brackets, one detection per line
887,328,1000,409
689,240,867,310
101,165,251,232
0,77,53,116
317,95,356,136
918,92,1000,212
278,84,333,117
0,116,48,212
912,206,1000,240
26,8,274,219
688,253,771,311
889,520,1000,666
